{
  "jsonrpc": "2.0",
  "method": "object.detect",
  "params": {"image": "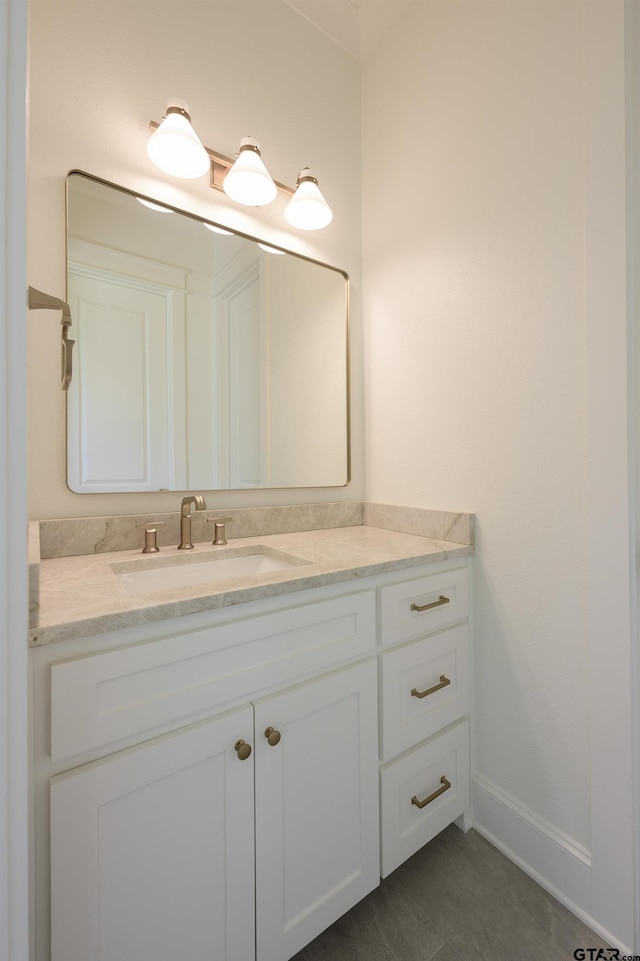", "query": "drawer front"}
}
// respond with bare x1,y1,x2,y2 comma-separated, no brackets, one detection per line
50,591,376,762
380,624,469,761
380,720,469,878
380,567,468,646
